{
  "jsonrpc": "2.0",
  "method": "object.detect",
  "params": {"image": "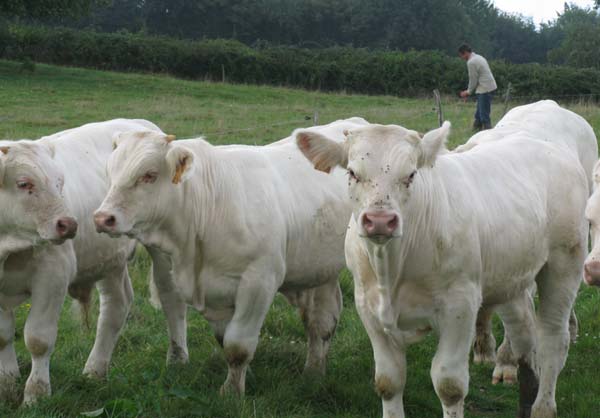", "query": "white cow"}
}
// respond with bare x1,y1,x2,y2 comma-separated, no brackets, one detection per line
93,118,368,395
296,121,588,418
0,119,161,403
583,162,600,285
457,100,598,383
